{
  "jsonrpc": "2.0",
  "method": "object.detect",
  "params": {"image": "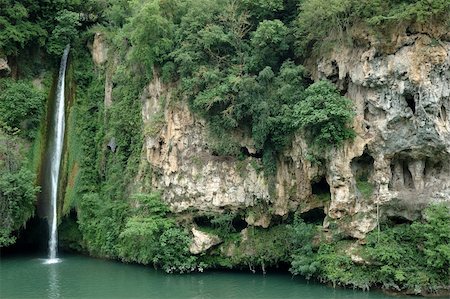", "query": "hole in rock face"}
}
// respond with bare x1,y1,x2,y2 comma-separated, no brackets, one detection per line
232,217,248,231
311,177,331,200
351,150,374,180
193,215,213,228
2,216,48,255
240,147,262,159
59,209,83,253
339,74,350,96
439,105,447,122
328,60,339,84
352,150,375,198
387,215,412,225
194,213,247,232
389,155,416,191
300,208,326,225
404,92,416,114
403,163,414,189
